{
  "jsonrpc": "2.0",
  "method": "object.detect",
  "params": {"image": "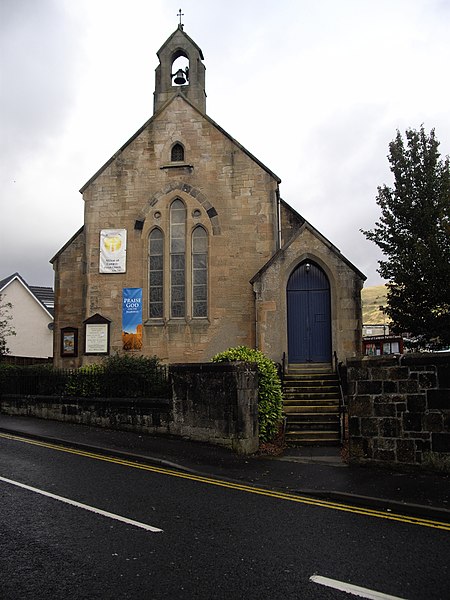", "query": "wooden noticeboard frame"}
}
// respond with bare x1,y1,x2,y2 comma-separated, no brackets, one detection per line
60,327,78,357
83,313,111,355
